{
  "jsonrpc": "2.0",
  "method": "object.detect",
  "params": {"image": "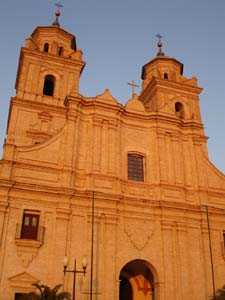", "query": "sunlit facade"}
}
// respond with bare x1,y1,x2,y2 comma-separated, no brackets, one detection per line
0,20,225,300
